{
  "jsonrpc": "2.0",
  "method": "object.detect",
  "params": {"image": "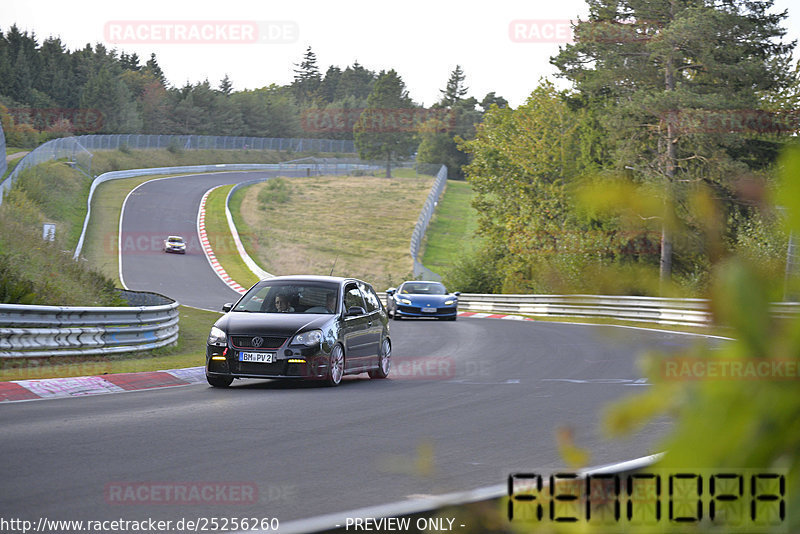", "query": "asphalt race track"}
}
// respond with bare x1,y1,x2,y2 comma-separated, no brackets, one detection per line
119,170,308,310
0,172,718,528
